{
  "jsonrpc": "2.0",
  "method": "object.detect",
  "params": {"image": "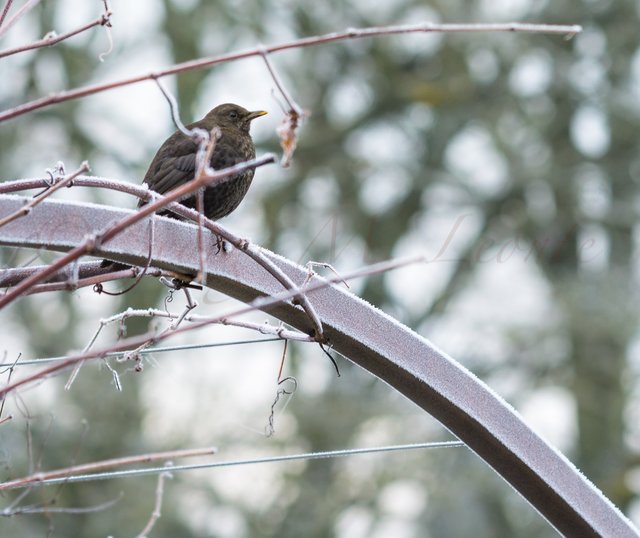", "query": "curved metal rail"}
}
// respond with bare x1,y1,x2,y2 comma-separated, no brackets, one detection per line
0,194,637,537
